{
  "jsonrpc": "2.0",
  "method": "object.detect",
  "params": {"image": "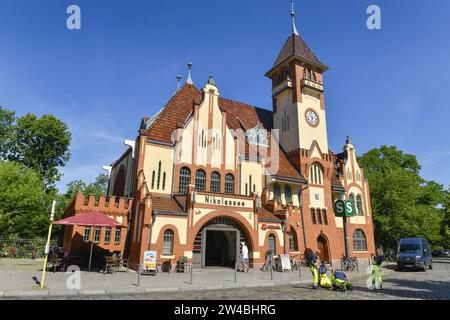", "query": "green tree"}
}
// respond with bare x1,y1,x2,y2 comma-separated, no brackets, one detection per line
0,107,15,158
57,173,109,215
0,162,52,238
442,187,450,248
359,145,446,250
7,113,71,188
